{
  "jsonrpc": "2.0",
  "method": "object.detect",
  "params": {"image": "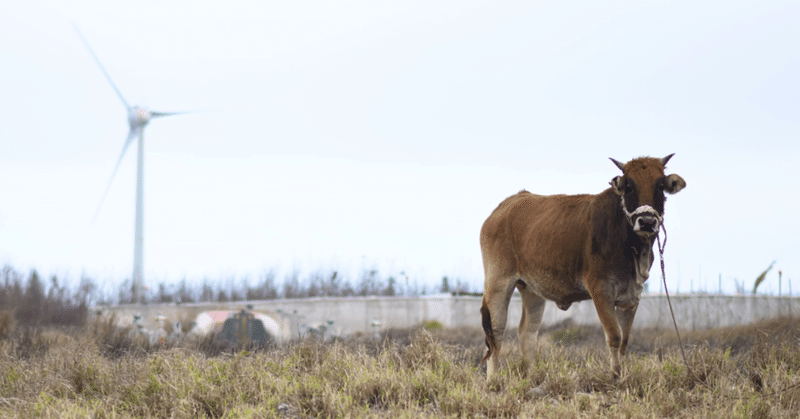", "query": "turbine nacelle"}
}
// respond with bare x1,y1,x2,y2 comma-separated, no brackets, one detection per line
129,106,152,129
